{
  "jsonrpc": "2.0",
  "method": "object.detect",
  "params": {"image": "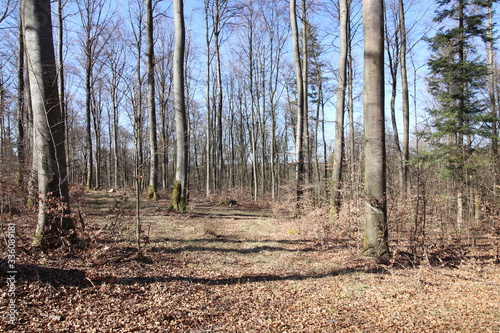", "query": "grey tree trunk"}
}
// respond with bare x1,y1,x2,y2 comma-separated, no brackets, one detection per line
487,6,497,201
169,0,189,211
16,10,25,186
24,0,73,247
290,0,305,214
301,0,310,184
332,0,349,214
146,0,158,199
362,0,389,257
204,0,212,196
214,0,224,191
399,0,410,195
